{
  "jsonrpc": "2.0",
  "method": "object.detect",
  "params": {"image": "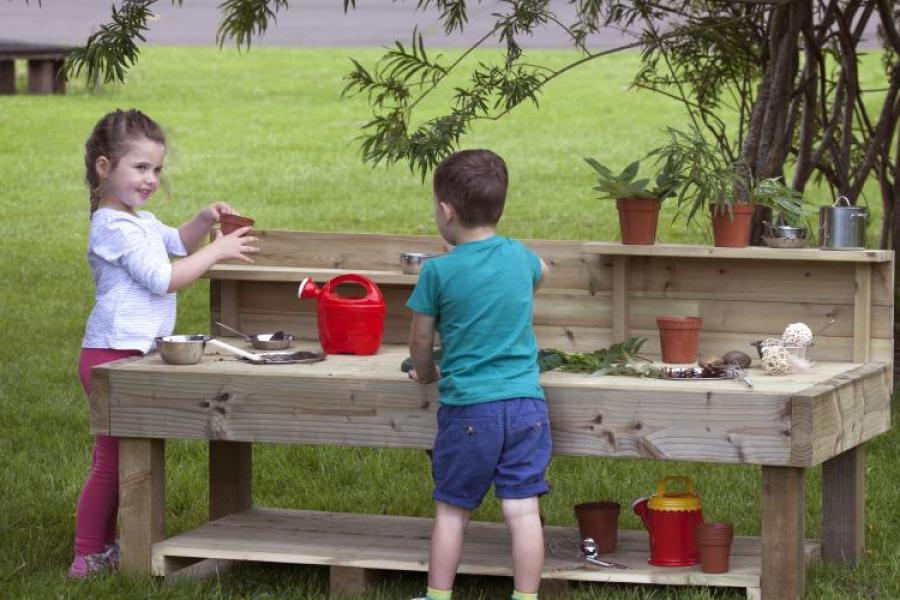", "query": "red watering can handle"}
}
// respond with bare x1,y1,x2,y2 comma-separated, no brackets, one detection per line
655,476,695,497
325,273,383,302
